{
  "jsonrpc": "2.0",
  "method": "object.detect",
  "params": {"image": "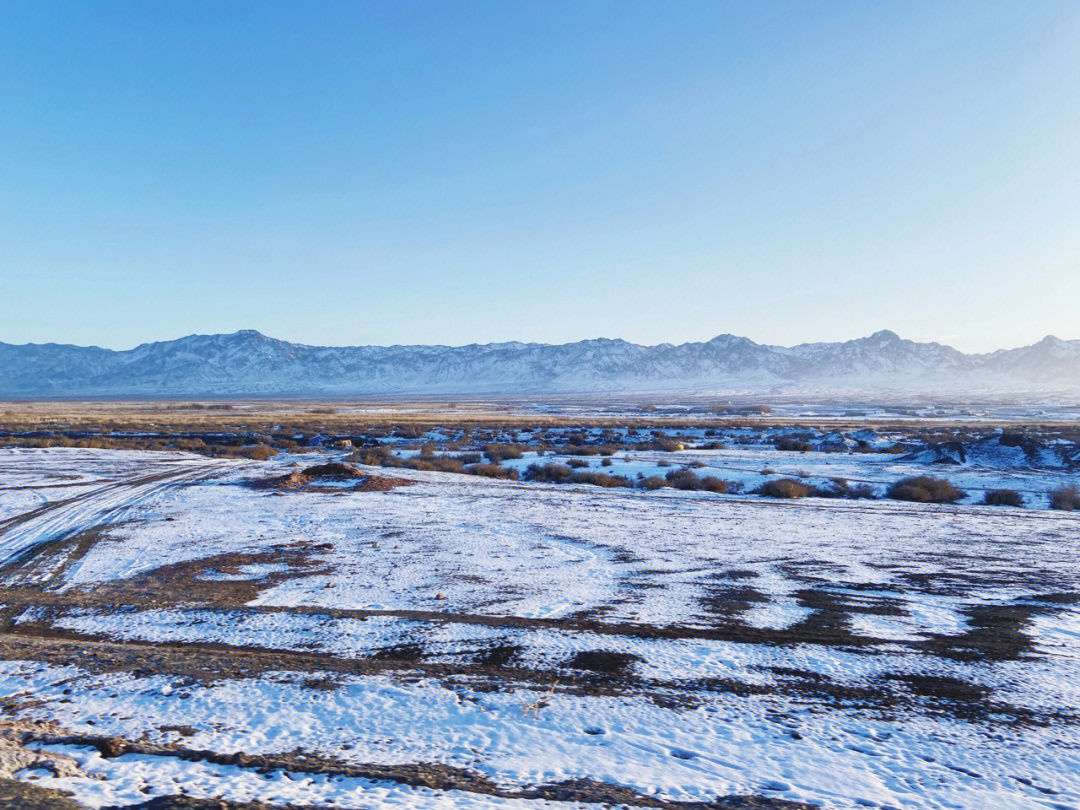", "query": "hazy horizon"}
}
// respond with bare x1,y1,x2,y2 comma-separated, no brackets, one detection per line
3,326,1078,355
